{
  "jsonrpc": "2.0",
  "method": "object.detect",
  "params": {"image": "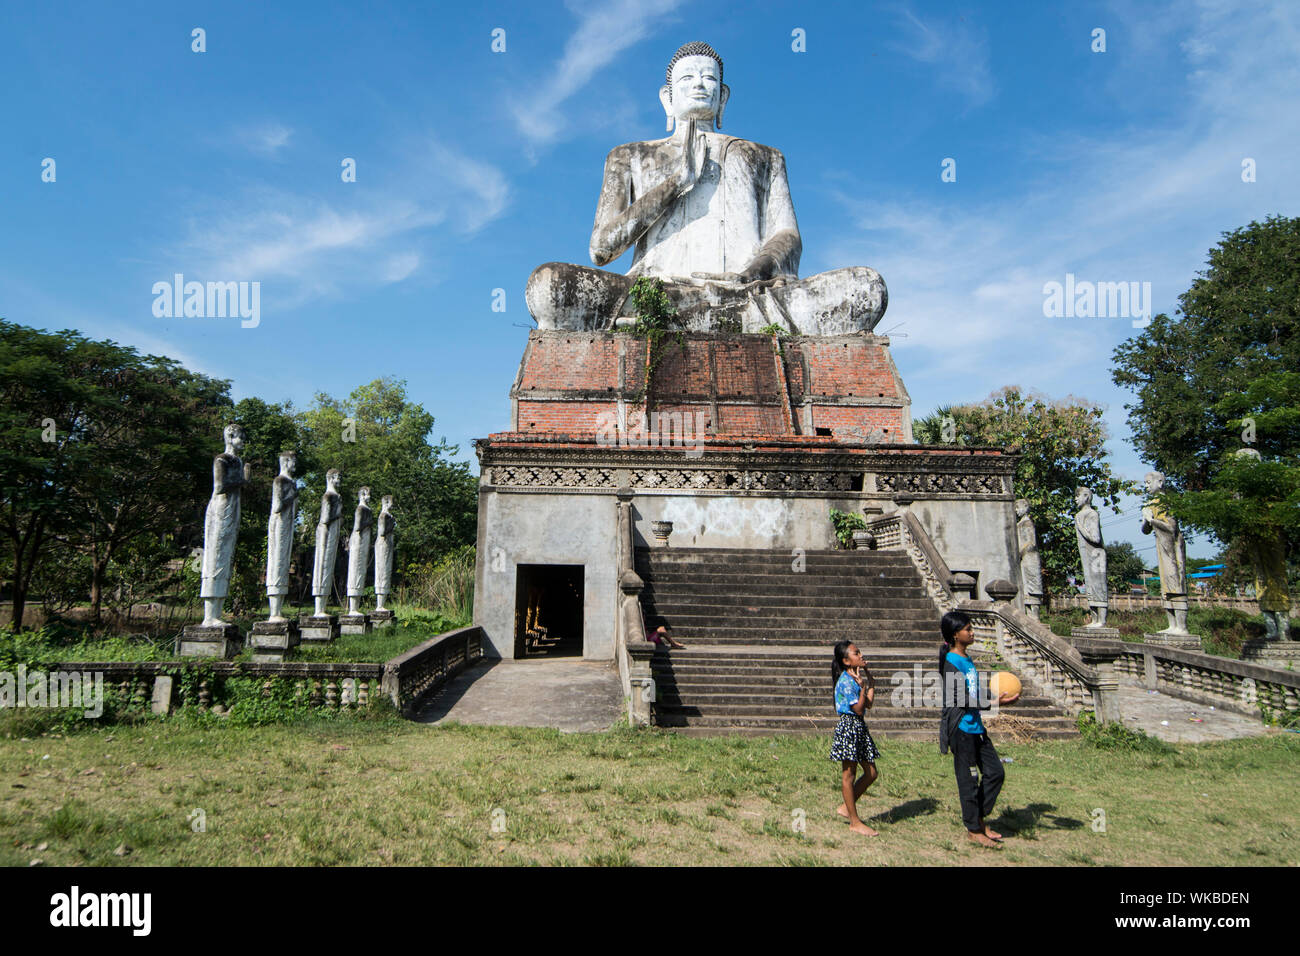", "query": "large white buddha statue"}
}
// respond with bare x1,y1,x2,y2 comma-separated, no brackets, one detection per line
525,41,887,335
